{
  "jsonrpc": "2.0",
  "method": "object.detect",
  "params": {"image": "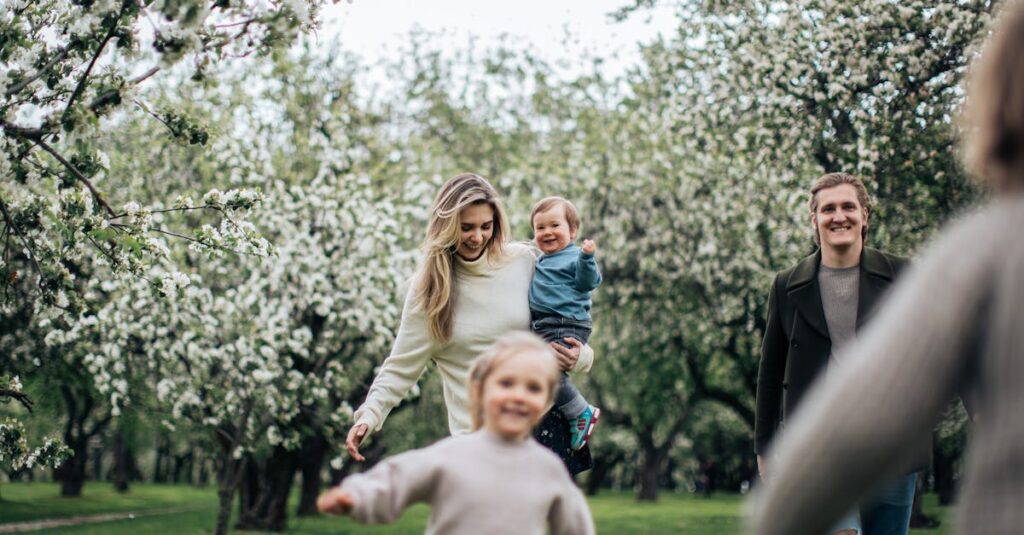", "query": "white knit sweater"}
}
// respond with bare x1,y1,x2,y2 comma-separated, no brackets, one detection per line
354,242,594,436
342,430,595,535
